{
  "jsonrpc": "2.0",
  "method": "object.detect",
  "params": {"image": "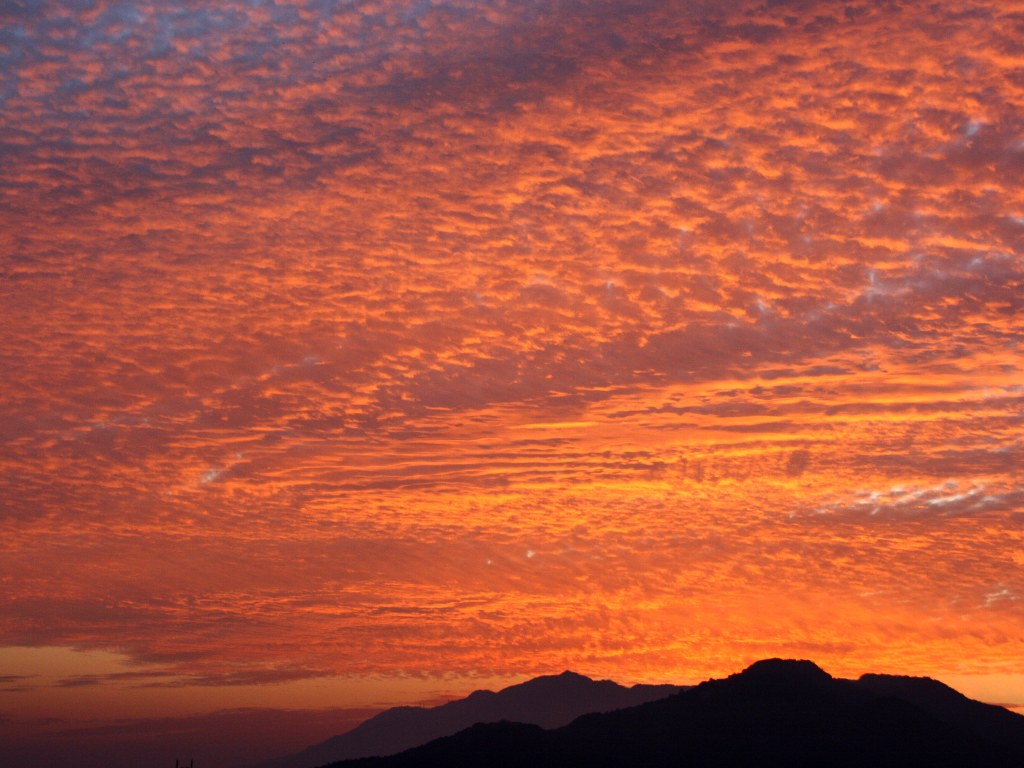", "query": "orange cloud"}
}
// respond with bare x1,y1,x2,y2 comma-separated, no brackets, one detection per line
1,0,1022,752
